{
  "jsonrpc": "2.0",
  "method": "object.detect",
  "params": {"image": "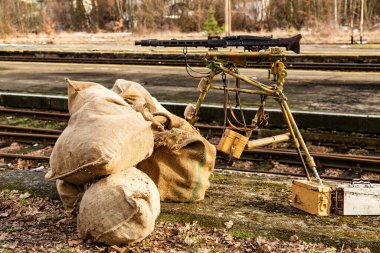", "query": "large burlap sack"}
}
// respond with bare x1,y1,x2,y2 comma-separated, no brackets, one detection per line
138,128,216,202
112,79,215,202
77,167,160,245
67,79,129,115
111,79,168,114
46,97,154,185
56,179,85,213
